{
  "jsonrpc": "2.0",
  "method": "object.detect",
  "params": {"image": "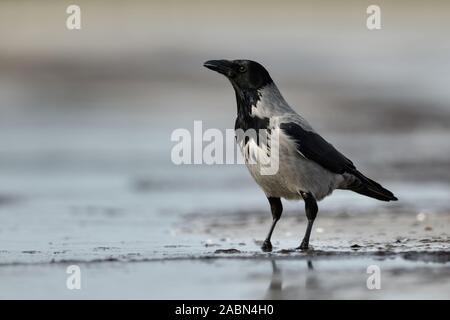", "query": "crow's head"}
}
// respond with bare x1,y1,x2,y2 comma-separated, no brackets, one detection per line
204,59,273,91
